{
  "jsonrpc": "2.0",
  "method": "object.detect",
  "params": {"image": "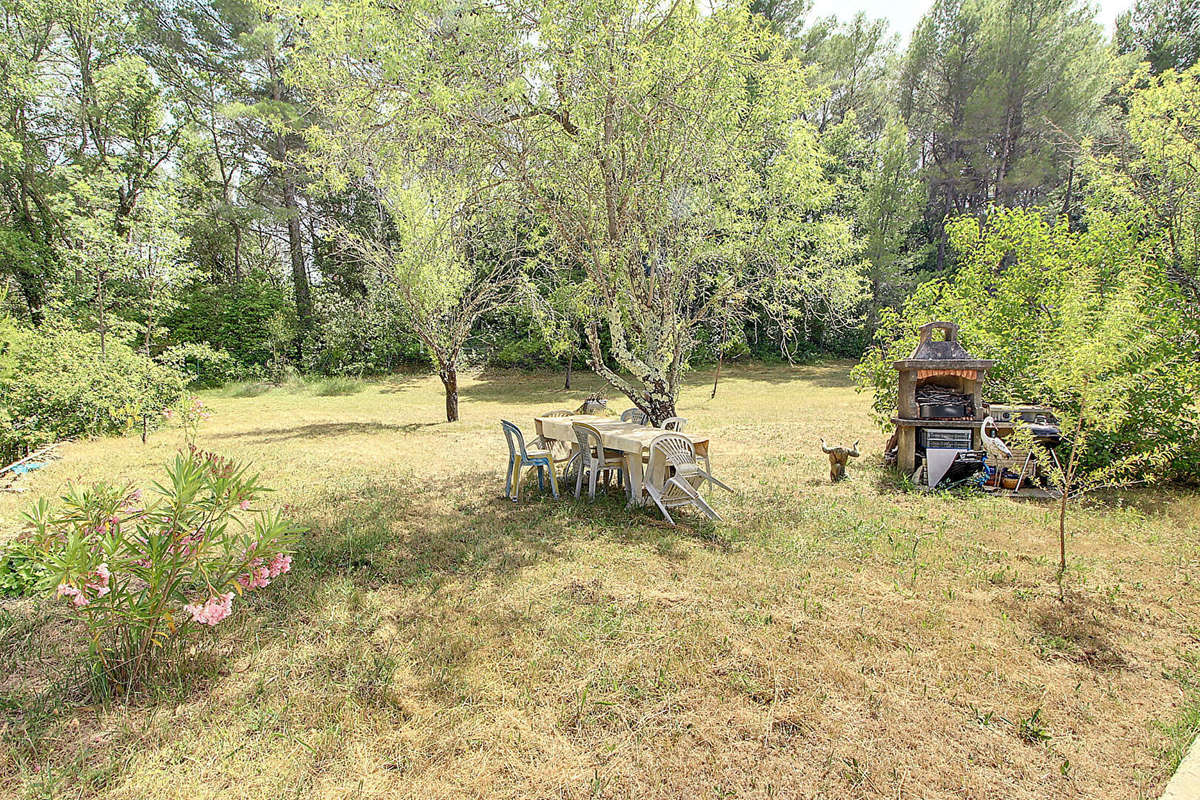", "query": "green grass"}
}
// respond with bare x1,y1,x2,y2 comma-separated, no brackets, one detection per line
0,362,1197,799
